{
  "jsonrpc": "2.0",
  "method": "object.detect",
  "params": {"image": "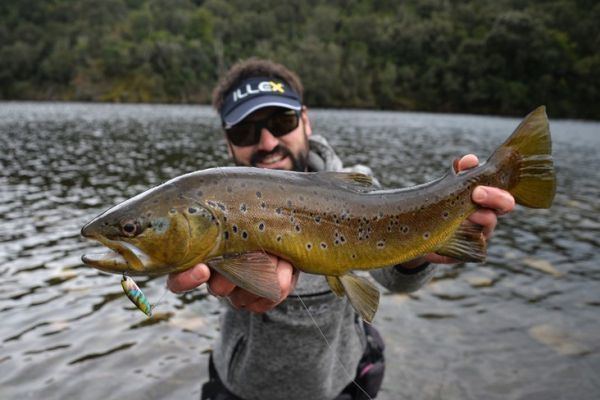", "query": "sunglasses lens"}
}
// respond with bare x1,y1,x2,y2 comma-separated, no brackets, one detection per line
226,123,258,147
225,110,300,147
267,111,299,137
